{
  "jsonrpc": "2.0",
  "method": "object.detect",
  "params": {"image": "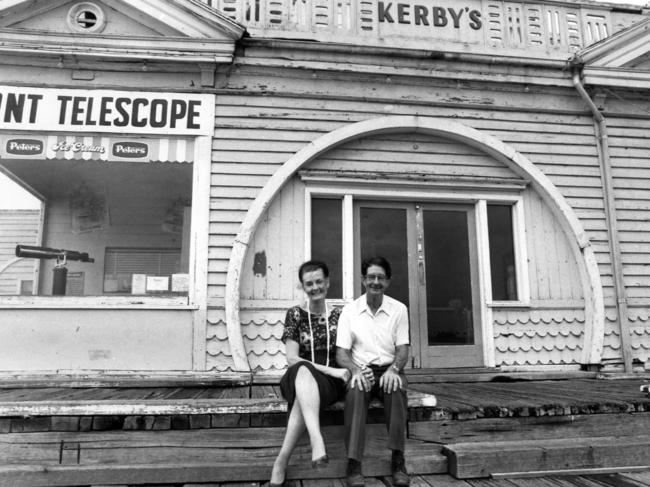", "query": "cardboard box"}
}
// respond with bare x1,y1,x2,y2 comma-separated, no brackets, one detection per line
131,274,146,294
146,276,169,292
171,273,189,293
